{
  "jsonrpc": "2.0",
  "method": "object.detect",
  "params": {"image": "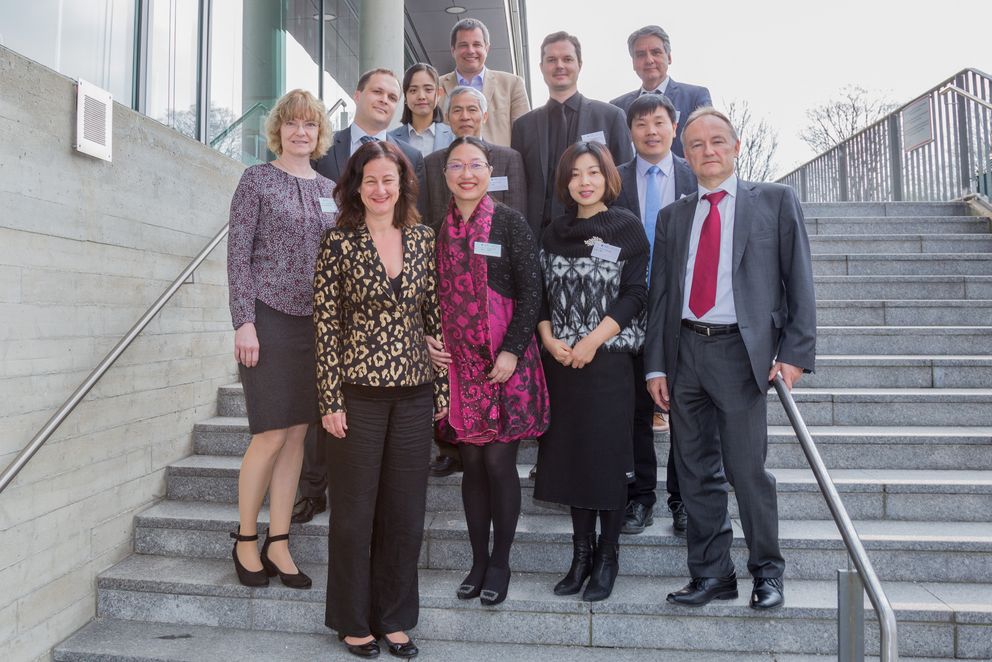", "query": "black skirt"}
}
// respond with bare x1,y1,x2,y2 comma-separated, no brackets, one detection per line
533,350,635,510
238,299,320,434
